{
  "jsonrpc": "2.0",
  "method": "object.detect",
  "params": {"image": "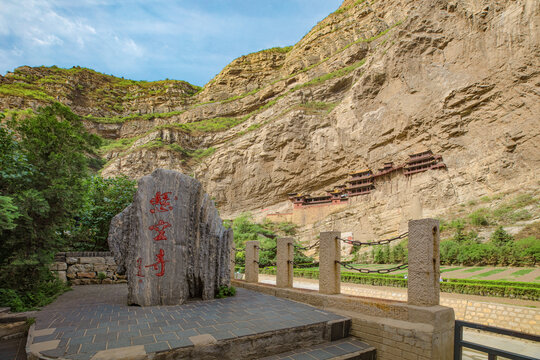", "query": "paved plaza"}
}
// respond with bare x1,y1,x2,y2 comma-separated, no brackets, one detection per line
29,285,348,360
